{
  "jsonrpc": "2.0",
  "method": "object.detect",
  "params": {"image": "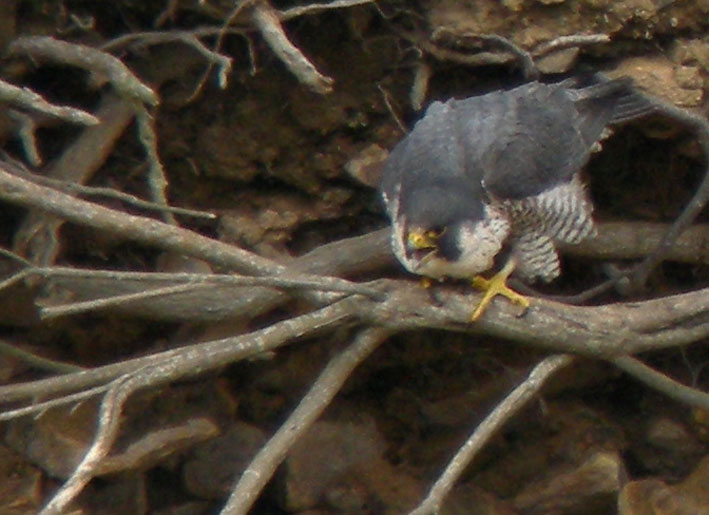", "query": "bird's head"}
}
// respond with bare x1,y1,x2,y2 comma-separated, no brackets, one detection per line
399,211,511,280
405,226,443,267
